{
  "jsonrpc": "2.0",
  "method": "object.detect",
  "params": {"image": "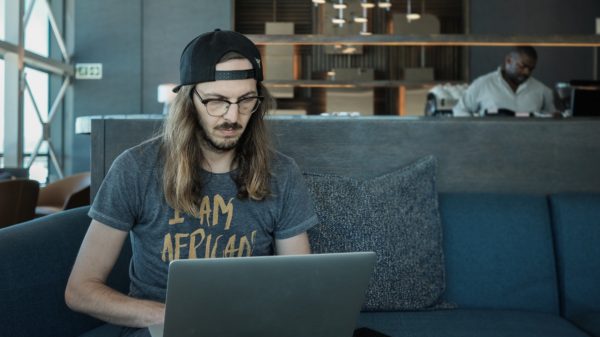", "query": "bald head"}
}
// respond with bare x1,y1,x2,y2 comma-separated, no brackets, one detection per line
503,46,538,87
